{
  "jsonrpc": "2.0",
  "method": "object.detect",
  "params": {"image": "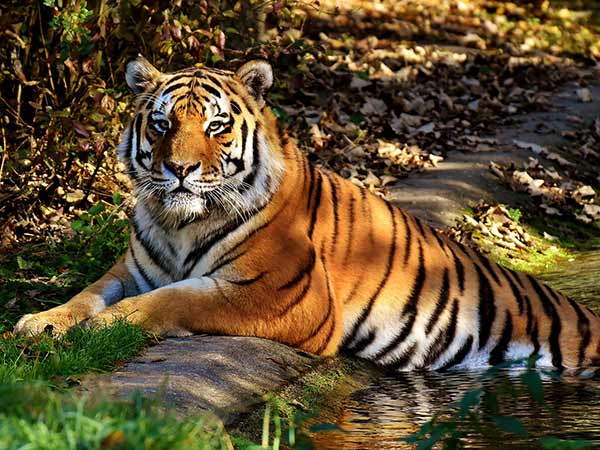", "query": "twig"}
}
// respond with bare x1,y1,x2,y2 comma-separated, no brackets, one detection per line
0,124,7,183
